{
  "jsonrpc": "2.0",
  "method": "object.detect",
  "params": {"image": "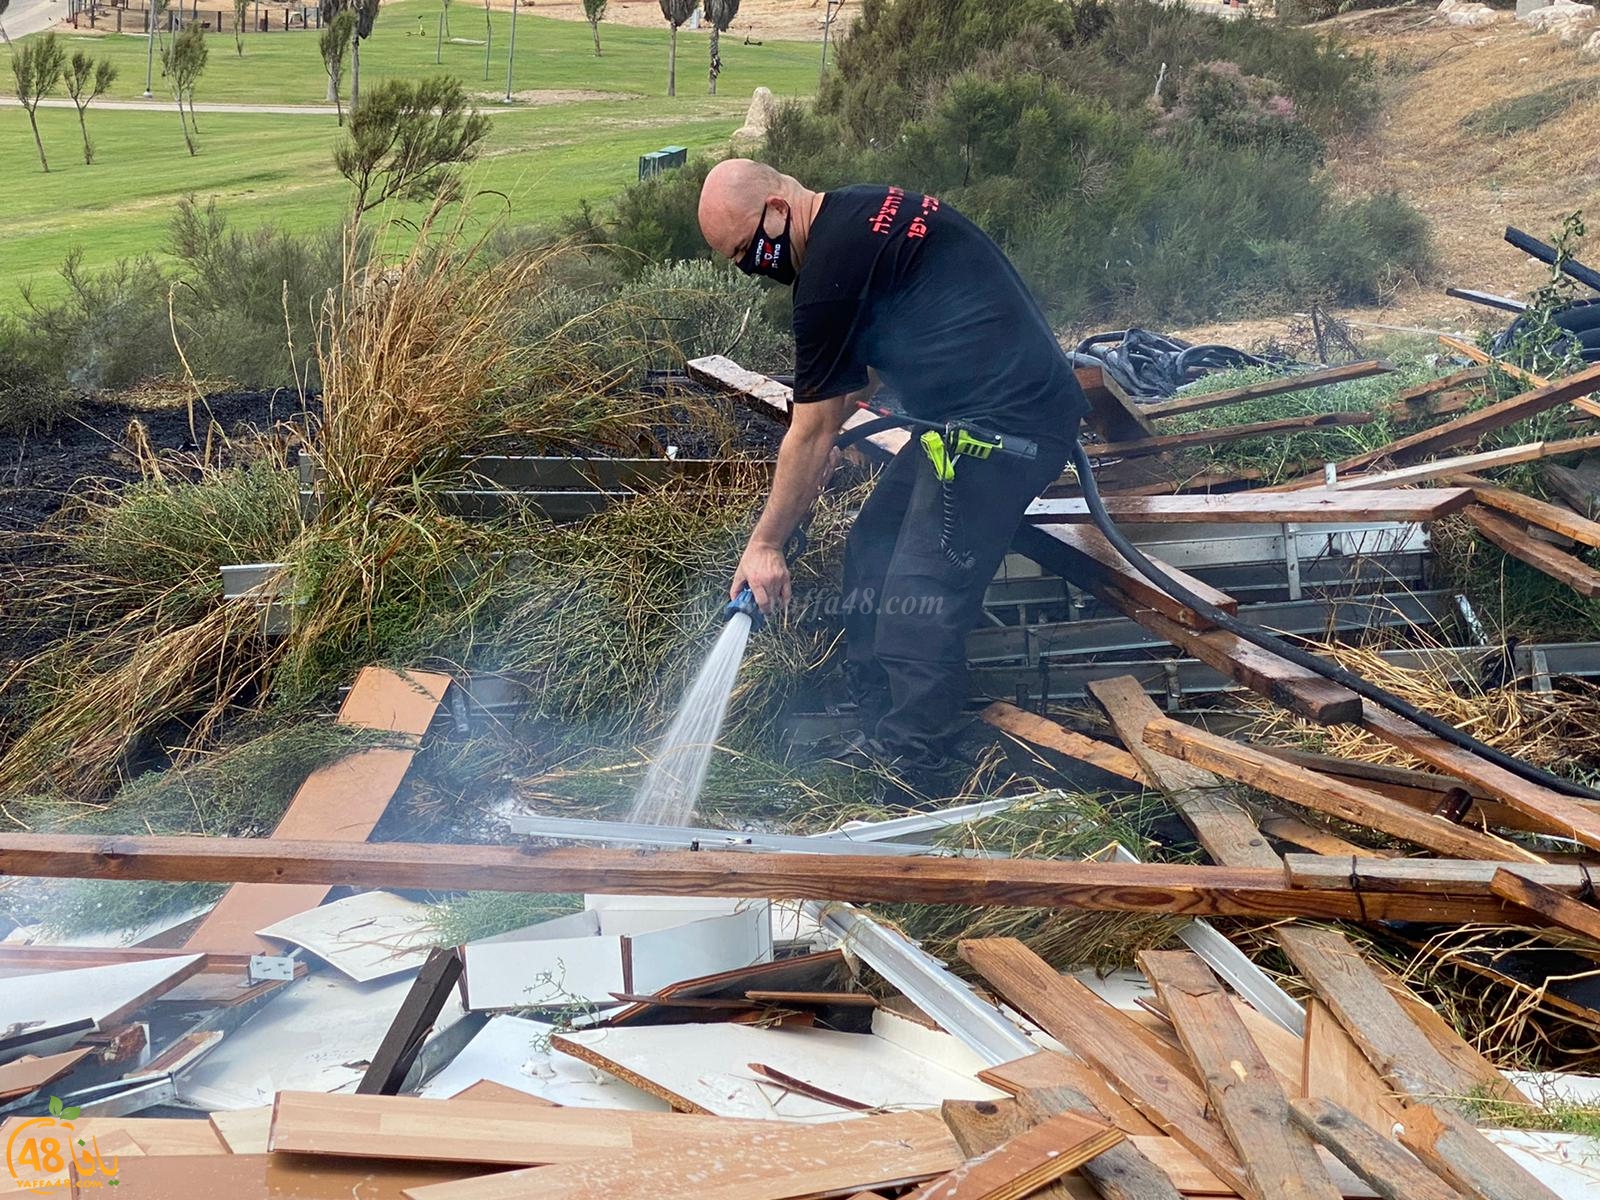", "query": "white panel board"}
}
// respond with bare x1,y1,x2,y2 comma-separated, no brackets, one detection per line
255,891,435,983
